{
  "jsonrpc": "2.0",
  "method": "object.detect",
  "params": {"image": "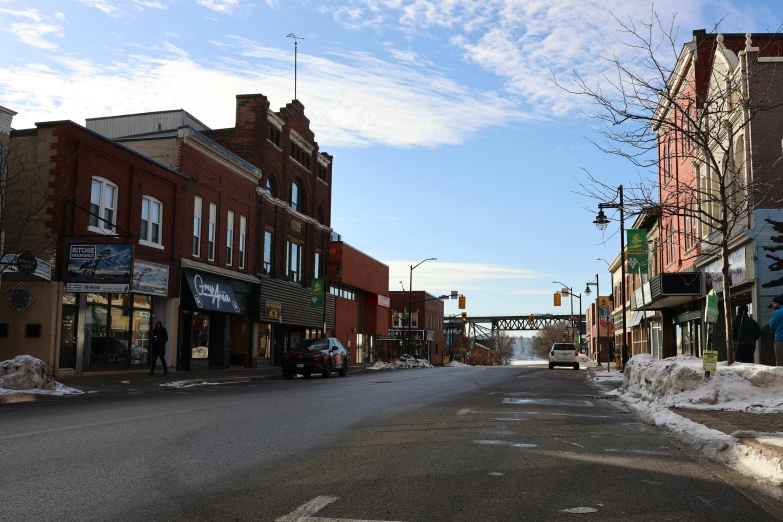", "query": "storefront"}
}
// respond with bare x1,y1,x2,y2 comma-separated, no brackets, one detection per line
178,268,256,371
